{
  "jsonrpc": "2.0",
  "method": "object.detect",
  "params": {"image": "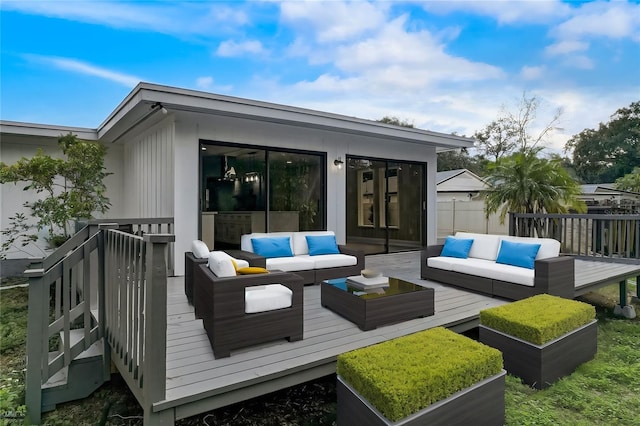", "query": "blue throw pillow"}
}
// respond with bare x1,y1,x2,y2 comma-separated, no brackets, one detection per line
306,235,340,256
251,237,293,258
440,236,474,259
496,240,541,269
